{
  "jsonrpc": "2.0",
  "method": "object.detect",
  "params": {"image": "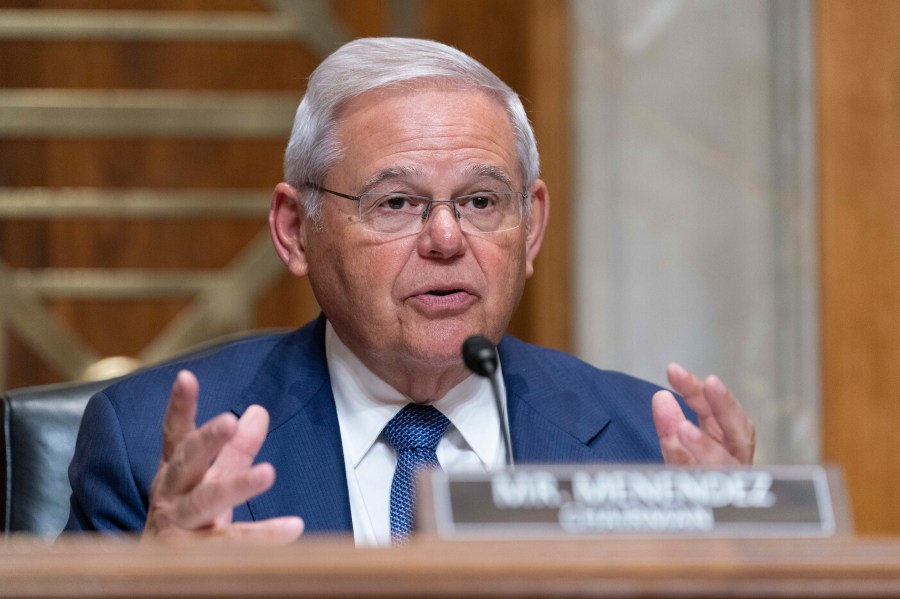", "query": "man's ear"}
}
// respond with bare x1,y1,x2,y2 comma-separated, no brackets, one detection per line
269,182,310,277
524,179,550,279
